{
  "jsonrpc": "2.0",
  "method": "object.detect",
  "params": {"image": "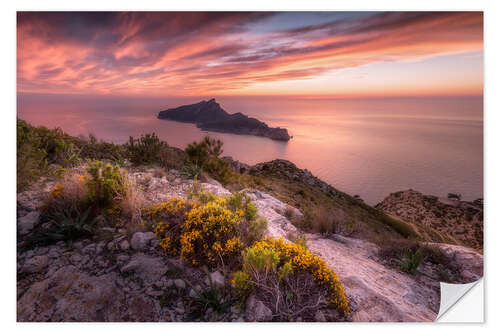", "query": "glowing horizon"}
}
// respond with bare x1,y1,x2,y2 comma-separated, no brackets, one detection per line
17,12,483,98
